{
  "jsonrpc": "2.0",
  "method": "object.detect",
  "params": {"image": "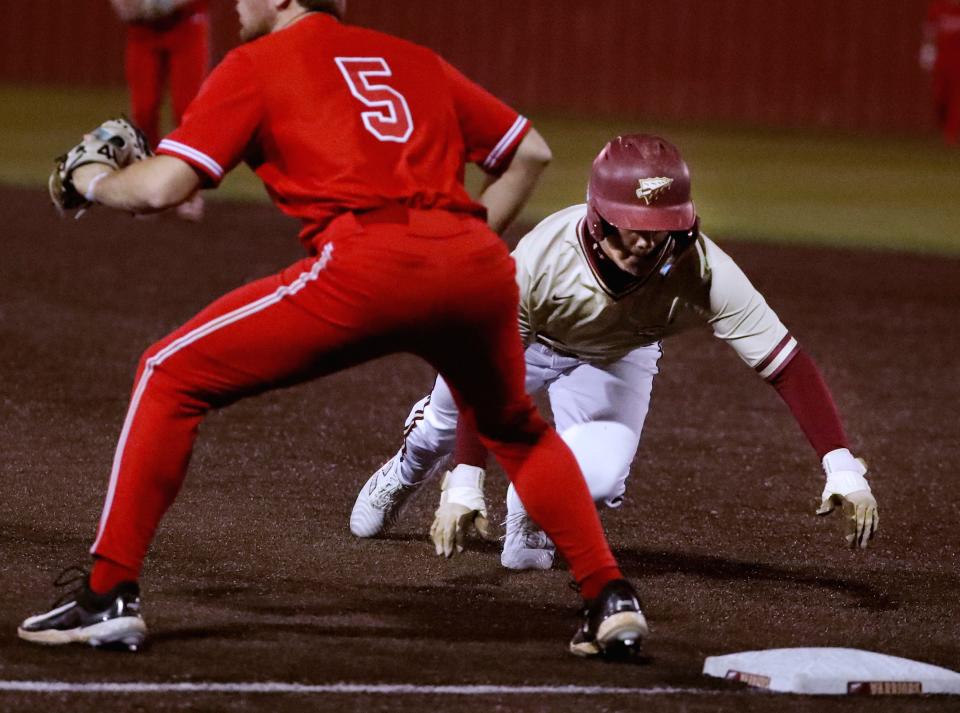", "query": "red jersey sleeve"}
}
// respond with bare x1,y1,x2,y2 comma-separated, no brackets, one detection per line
438,58,530,176
156,50,264,186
